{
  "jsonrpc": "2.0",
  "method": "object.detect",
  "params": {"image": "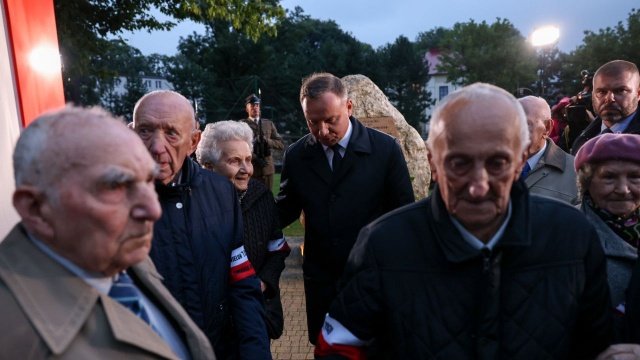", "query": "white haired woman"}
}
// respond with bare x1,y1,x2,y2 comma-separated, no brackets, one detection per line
196,120,290,340
575,133,640,344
